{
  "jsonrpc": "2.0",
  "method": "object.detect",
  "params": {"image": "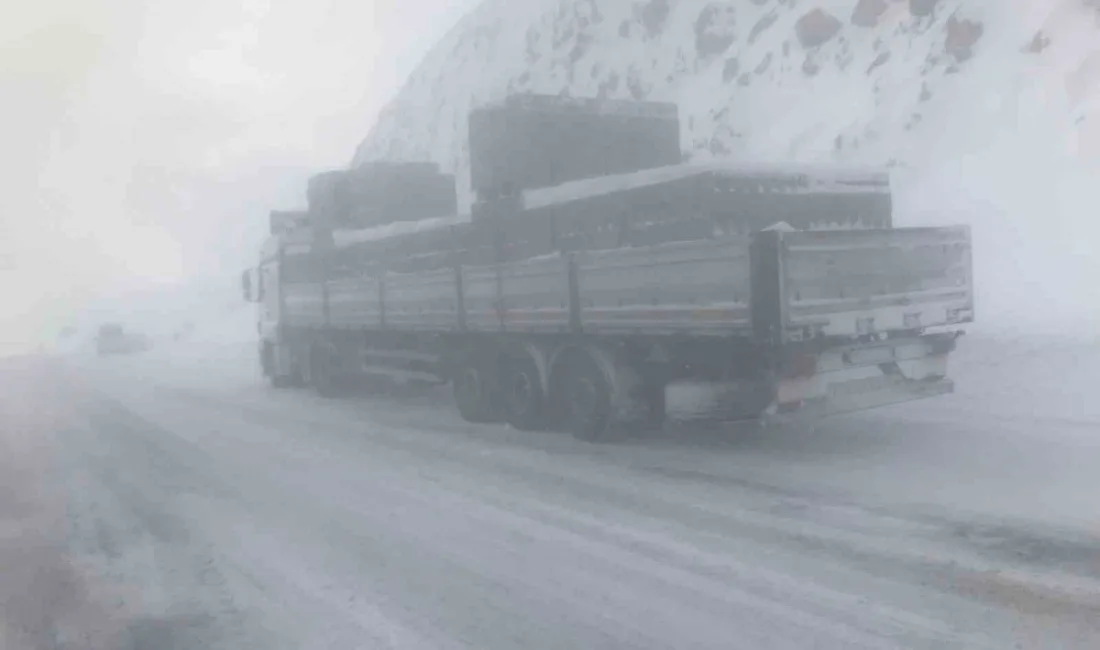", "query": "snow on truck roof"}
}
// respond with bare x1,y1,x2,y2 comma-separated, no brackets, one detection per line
478,93,679,120
332,213,468,248
522,161,891,212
